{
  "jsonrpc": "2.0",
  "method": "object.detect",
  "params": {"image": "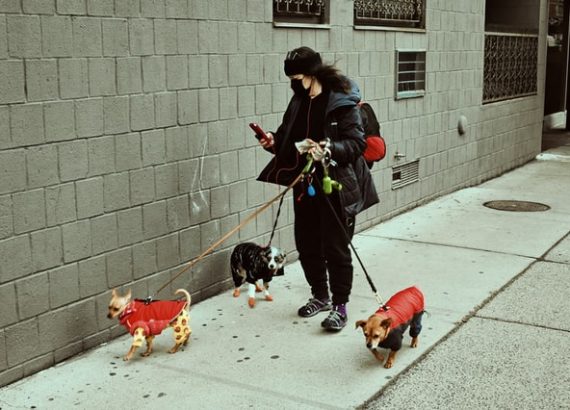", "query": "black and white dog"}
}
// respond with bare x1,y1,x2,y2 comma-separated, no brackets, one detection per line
230,242,286,308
